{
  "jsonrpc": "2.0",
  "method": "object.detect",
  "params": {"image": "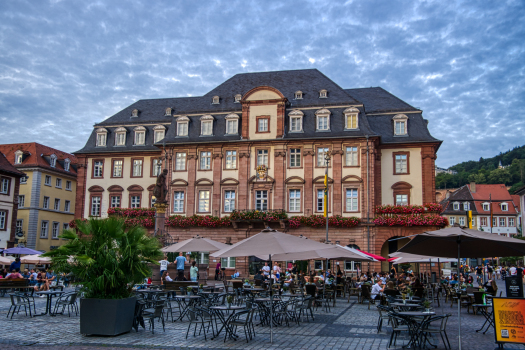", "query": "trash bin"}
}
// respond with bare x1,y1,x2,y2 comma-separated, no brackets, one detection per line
431,272,437,283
